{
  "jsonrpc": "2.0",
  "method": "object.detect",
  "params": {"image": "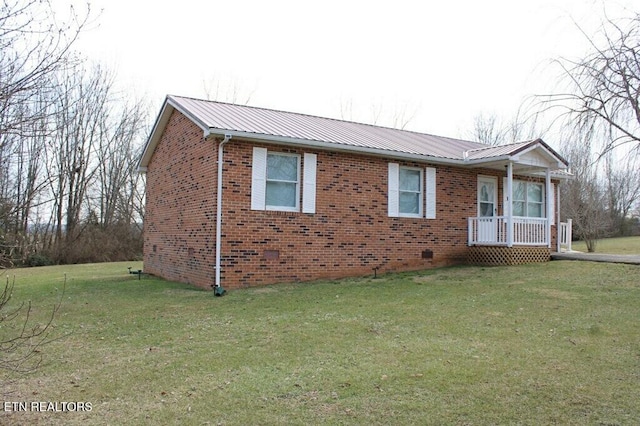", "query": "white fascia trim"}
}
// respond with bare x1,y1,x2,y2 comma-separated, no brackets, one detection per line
137,100,175,171
205,129,574,174
138,96,215,172
167,96,210,134
462,155,513,165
